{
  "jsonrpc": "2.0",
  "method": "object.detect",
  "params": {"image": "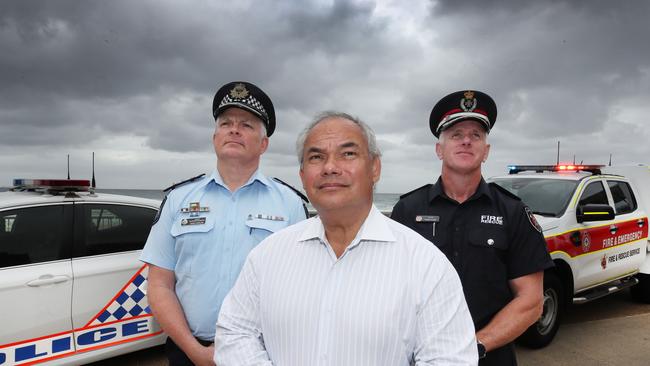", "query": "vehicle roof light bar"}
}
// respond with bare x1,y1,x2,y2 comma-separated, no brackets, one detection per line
12,178,91,192
507,165,605,175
